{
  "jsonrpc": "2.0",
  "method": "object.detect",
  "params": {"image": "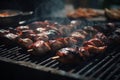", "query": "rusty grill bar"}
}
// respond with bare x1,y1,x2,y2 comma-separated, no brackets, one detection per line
0,41,120,80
